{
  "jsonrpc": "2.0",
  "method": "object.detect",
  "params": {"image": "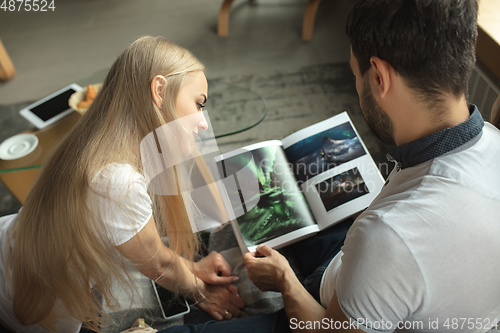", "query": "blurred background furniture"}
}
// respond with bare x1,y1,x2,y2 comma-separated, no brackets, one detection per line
218,0,324,41
477,0,500,80
301,0,322,41
0,39,16,81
